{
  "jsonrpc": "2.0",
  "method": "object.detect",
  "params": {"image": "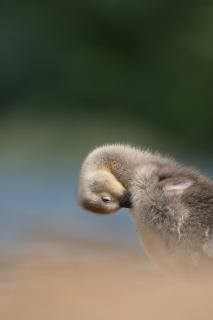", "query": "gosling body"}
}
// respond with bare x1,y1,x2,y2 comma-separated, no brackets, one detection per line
78,144,213,268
